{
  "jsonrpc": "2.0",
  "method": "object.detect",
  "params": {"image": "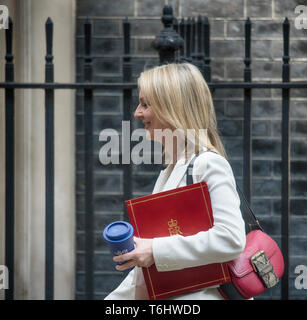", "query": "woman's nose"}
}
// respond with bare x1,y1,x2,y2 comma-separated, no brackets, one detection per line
134,104,143,119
